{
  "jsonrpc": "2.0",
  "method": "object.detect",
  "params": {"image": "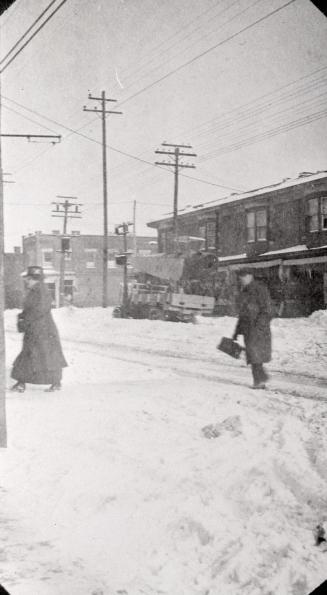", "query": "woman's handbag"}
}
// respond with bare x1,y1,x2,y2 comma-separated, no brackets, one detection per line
17,314,25,333
217,337,244,359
